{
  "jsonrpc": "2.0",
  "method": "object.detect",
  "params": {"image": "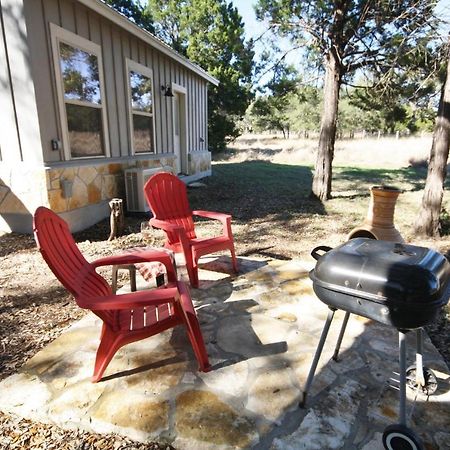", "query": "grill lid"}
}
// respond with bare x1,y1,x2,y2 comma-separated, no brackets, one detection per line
310,238,450,305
